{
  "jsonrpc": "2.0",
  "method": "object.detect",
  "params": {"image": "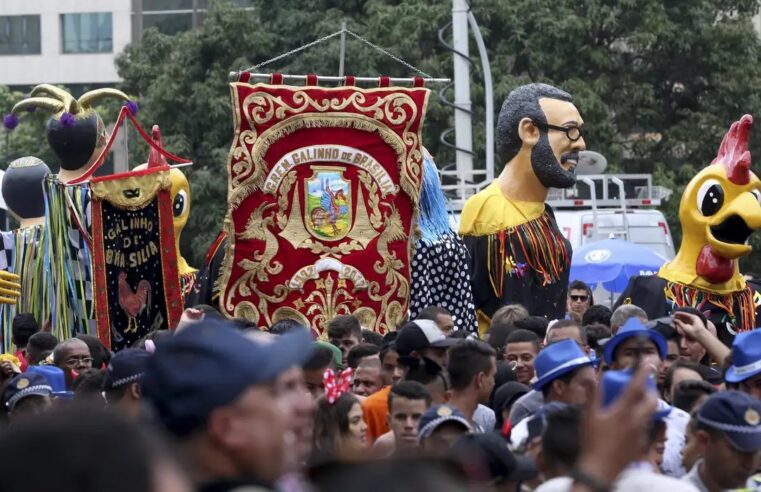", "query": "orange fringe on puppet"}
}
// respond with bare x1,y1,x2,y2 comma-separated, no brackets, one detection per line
487,212,569,299
664,282,756,333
